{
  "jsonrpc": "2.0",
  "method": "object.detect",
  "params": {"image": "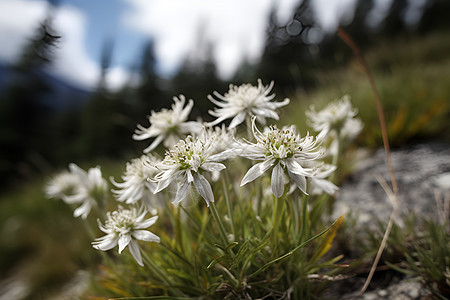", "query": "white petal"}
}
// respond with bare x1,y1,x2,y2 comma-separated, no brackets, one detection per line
252,108,279,120
62,193,85,204
207,114,231,127
229,112,247,129
271,162,285,198
186,170,194,183
92,235,118,251
154,170,178,193
193,173,214,206
312,178,339,195
179,121,203,134
173,178,190,205
73,200,93,219
143,134,165,153
240,159,275,186
69,163,89,187
128,240,144,267
118,234,131,254
287,169,308,195
209,148,241,161
285,159,313,176
132,230,160,243
201,162,226,172
135,216,158,229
